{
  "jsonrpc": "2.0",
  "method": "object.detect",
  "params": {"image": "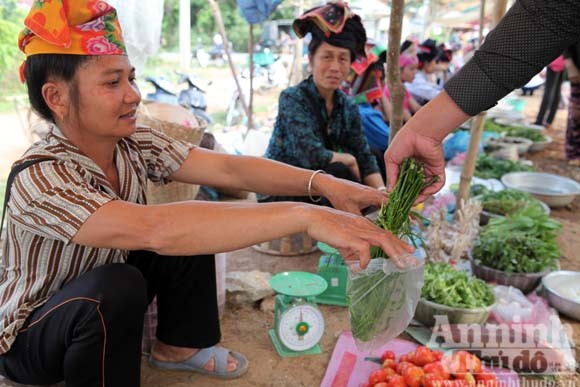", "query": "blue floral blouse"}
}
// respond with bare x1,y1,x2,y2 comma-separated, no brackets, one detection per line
265,76,379,178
